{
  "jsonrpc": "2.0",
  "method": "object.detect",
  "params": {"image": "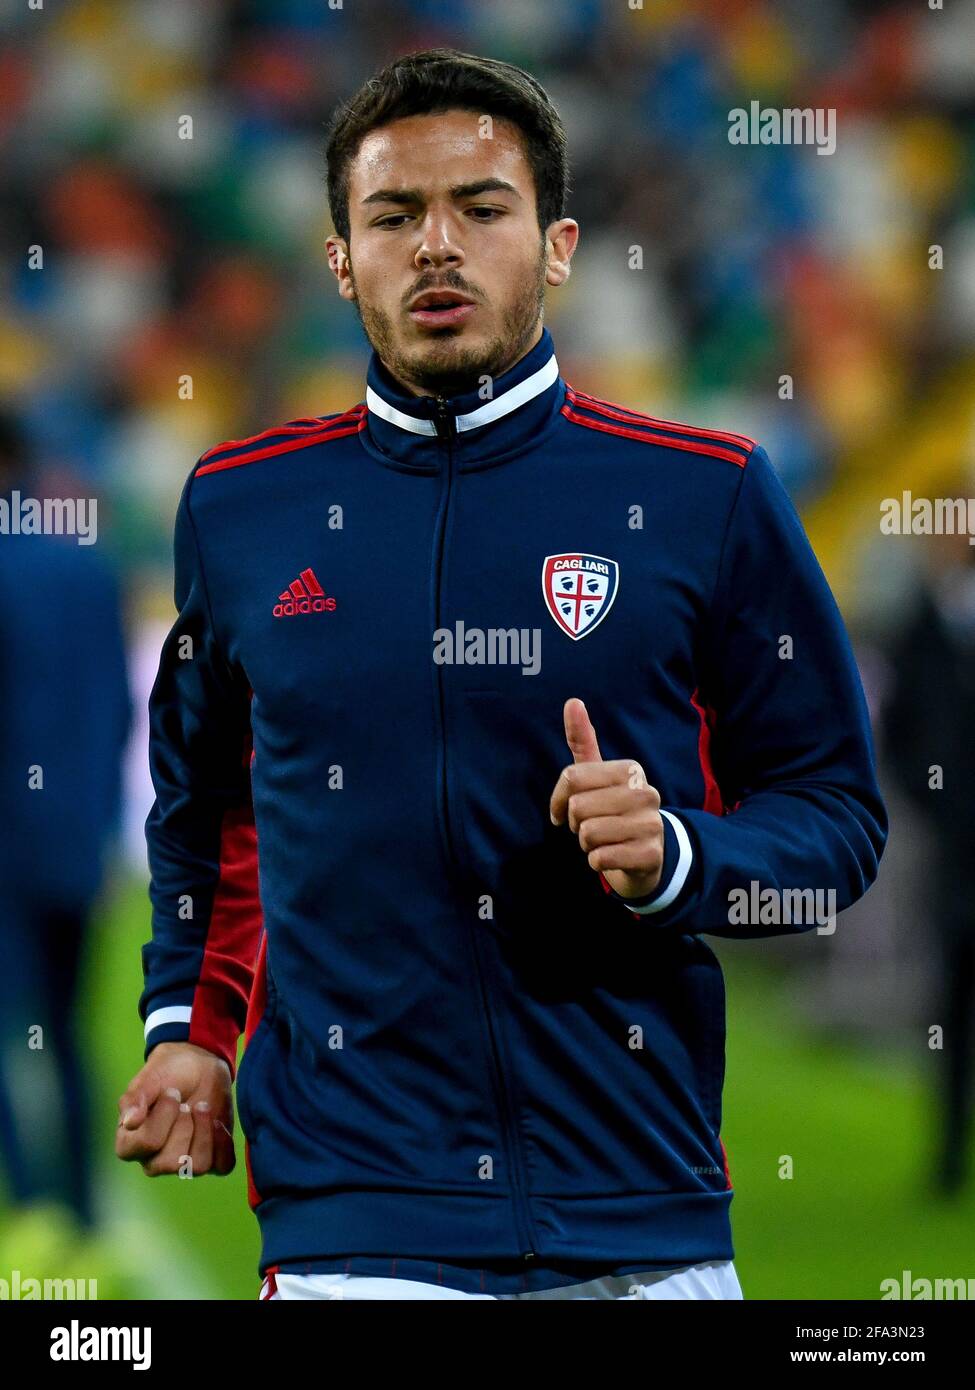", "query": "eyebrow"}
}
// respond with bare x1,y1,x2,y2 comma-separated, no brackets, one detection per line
361,178,522,207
